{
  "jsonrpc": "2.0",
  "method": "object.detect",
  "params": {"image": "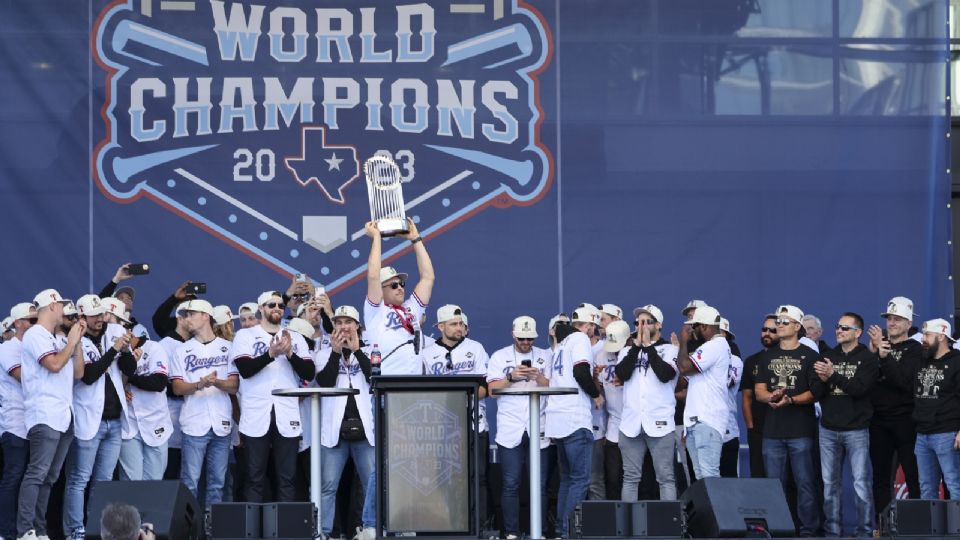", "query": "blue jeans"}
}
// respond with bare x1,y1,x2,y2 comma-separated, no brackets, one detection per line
916,432,960,499
0,432,29,538
820,427,873,537
362,469,377,528
765,437,820,536
499,434,552,536
686,422,723,479
118,434,168,481
321,440,375,534
181,430,231,507
63,419,123,535
556,428,594,538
